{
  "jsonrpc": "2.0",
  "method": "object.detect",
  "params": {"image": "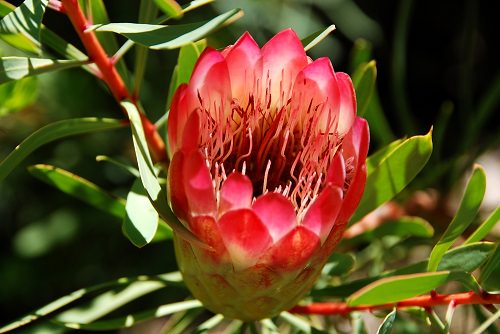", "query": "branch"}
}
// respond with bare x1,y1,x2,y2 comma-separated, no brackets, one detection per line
60,0,167,163
289,291,500,315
